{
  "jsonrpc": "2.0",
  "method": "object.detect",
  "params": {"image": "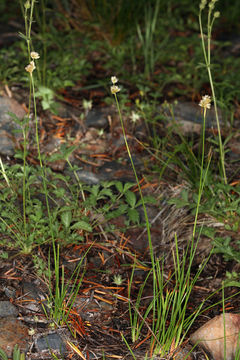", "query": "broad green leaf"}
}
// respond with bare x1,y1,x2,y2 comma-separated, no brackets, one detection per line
7,112,21,124
47,152,63,162
127,208,139,224
123,182,134,193
106,204,128,220
90,185,100,197
136,196,157,207
0,348,8,360
99,188,113,198
71,221,92,232
61,211,72,228
60,144,78,160
223,280,240,288
115,181,123,193
125,190,136,208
